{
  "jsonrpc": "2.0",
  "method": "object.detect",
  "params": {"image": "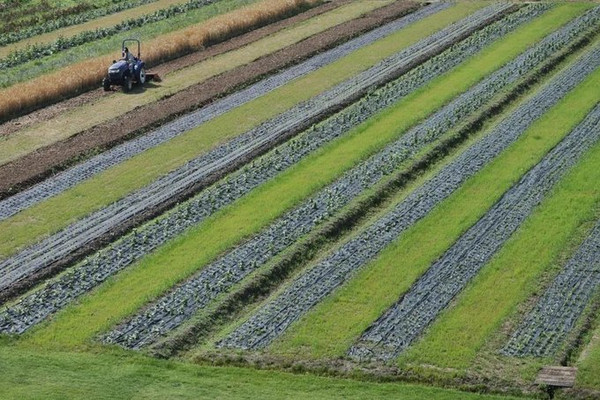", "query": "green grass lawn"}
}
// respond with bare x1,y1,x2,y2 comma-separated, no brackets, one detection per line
269,43,600,360
0,342,525,400
0,2,483,260
20,1,566,349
